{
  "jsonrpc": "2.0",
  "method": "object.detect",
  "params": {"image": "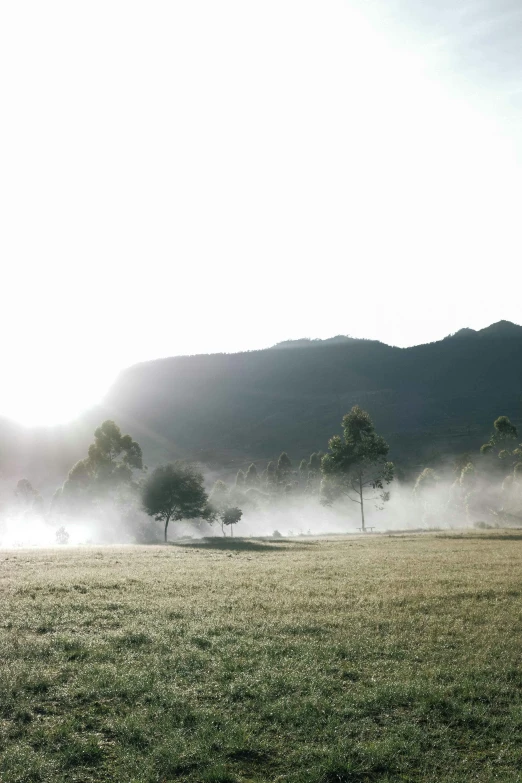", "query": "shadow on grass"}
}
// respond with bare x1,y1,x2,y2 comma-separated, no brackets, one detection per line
169,537,315,553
